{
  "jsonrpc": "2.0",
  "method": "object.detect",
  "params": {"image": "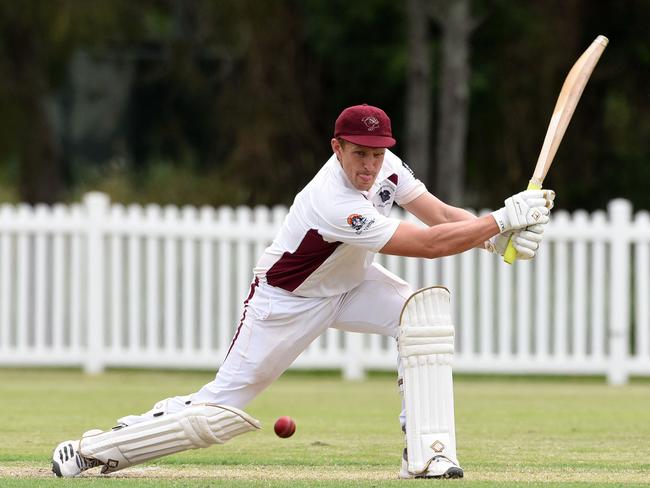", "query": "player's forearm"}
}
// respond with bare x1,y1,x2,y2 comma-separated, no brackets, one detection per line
441,204,476,224
404,192,476,226
421,215,499,258
438,204,489,250
380,215,499,259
